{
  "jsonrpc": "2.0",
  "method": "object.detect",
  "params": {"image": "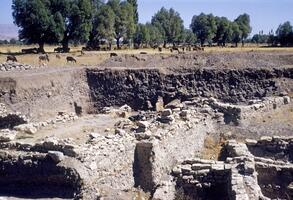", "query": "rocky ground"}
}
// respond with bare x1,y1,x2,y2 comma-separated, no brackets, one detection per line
0,51,292,200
